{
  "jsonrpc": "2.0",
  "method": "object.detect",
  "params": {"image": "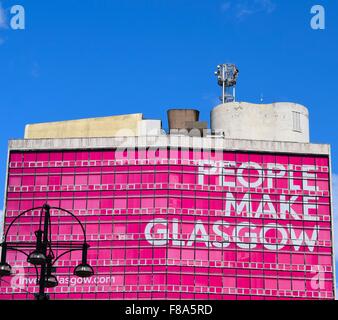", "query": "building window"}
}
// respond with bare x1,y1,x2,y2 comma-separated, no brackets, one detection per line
293,111,301,132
